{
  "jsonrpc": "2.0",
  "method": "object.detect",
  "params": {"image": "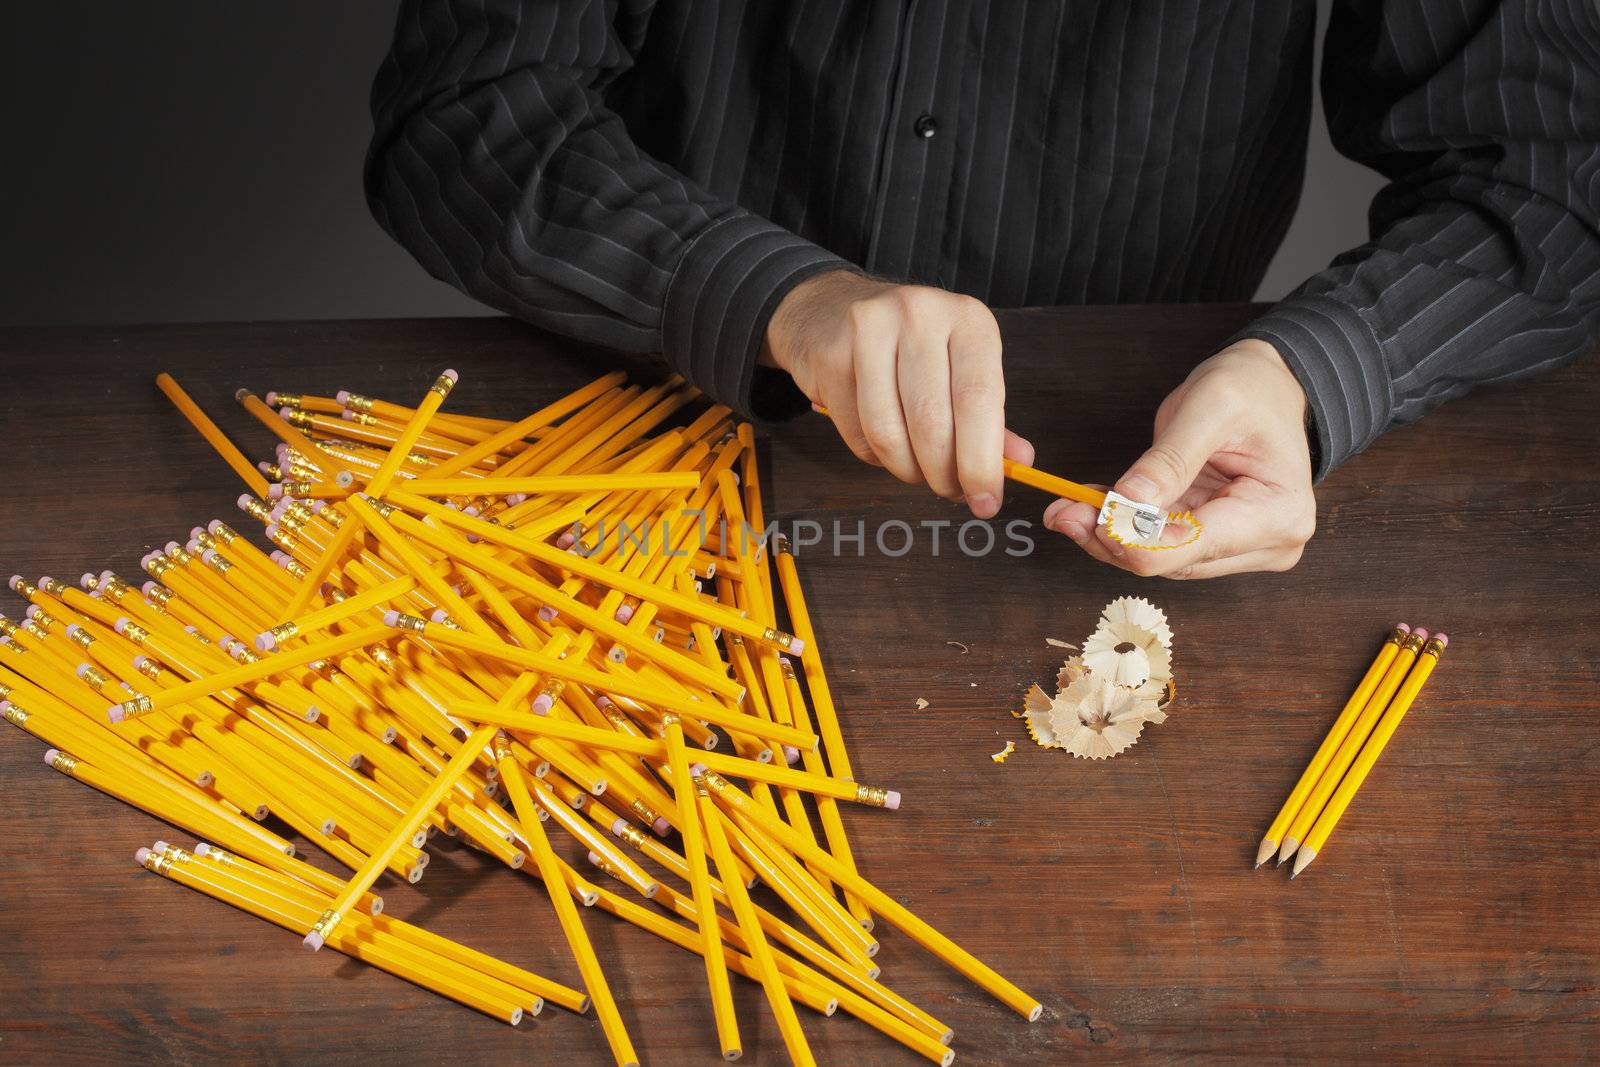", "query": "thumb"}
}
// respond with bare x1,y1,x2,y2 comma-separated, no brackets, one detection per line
1116,397,1230,507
